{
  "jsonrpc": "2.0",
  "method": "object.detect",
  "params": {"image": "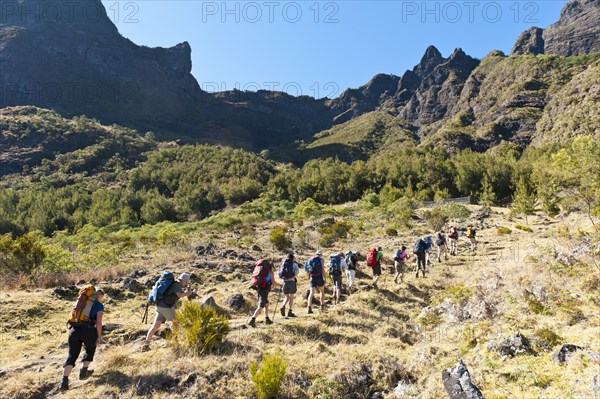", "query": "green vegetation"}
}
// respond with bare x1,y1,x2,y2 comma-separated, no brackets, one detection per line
171,301,230,356
515,224,533,232
250,352,287,399
269,226,292,251
497,227,512,235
